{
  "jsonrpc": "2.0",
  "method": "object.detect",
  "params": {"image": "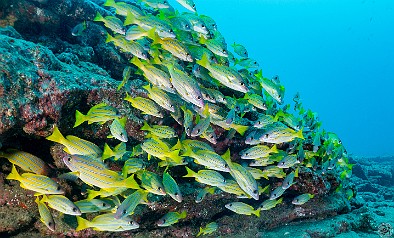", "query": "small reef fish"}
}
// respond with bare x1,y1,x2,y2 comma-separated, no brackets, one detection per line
231,42,248,57
63,155,140,189
41,195,81,215
124,94,164,118
141,121,177,138
195,187,215,203
182,148,230,172
6,165,64,195
165,65,204,107
222,150,259,200
143,84,176,113
163,172,183,202
137,170,166,196
73,103,119,127
47,126,102,158
176,0,196,12
183,166,226,187
114,190,149,219
108,117,128,142
94,12,125,35
104,0,145,17
270,186,286,200
102,142,128,161
225,202,260,217
75,198,113,214
292,193,314,205
76,213,139,231
197,54,249,93
259,197,283,210
240,144,278,160
157,211,187,227
71,21,87,36
197,222,218,237
0,149,49,175
35,196,55,231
